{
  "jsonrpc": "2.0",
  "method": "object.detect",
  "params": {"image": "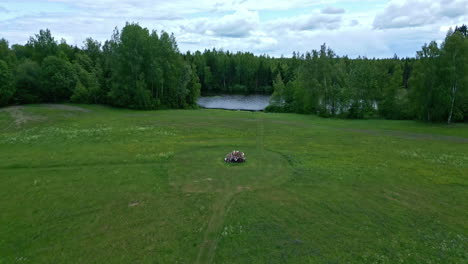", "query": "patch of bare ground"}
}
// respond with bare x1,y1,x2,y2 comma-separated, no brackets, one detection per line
0,106,46,128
